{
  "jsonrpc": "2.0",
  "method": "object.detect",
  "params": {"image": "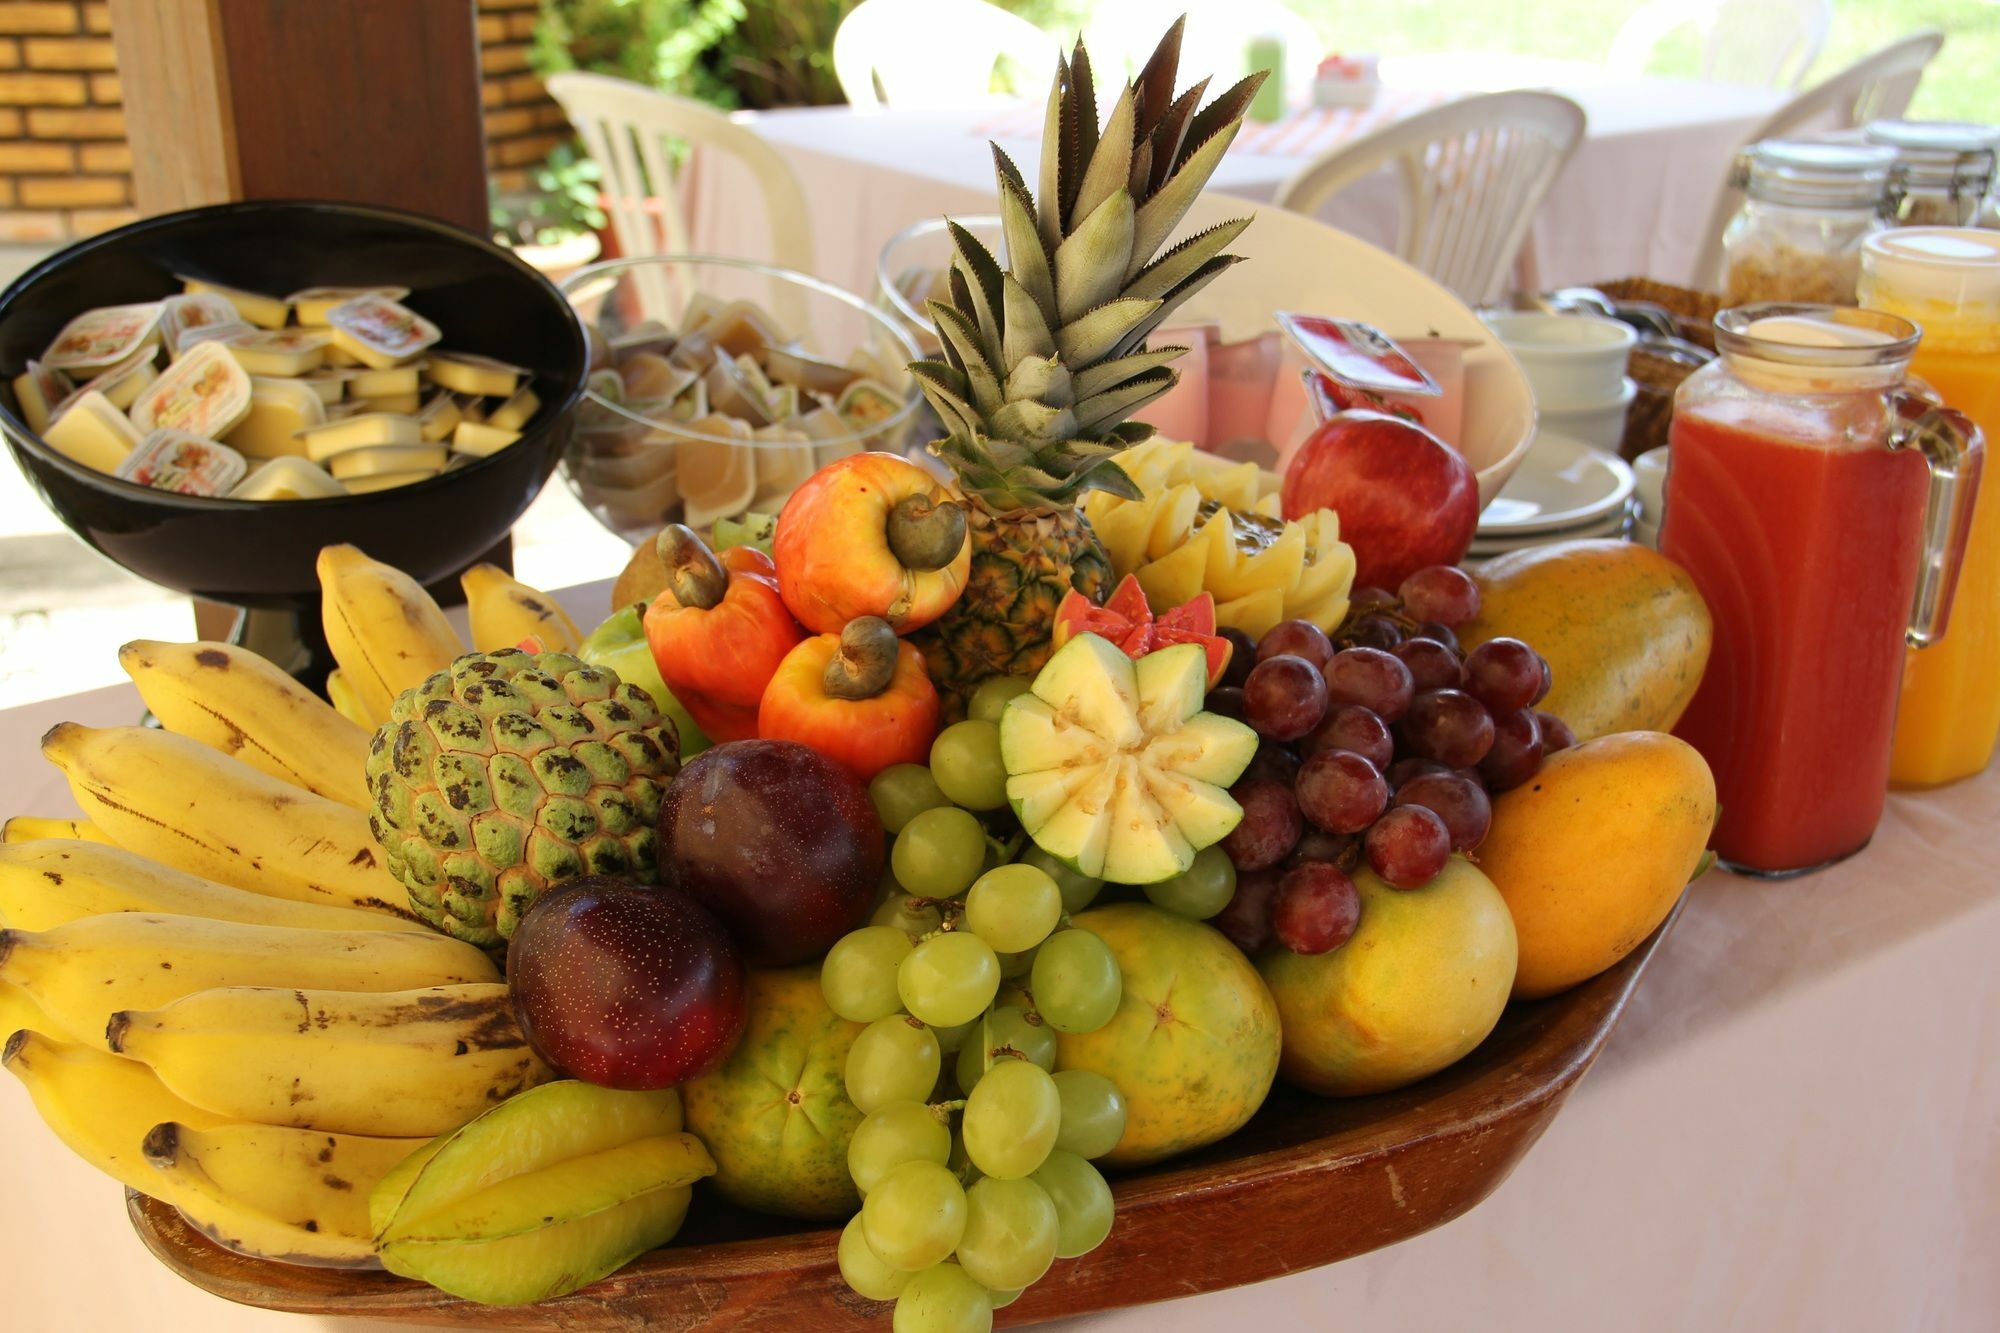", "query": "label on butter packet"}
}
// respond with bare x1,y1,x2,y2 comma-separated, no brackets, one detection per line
117,429,249,496
162,293,244,349
130,340,252,439
42,303,165,373
289,286,412,327
327,295,441,369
